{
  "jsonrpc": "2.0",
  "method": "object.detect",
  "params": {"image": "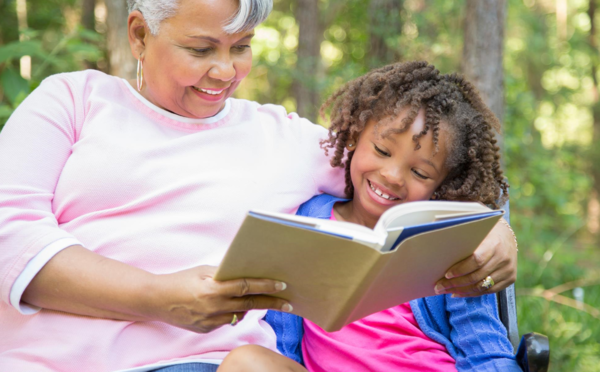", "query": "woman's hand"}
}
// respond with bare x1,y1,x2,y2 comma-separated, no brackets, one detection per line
433,219,517,297
147,266,290,333
23,246,290,333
